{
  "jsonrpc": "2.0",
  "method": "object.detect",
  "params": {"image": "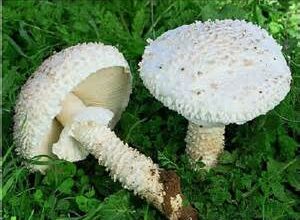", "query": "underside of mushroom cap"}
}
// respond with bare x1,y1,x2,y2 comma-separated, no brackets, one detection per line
53,107,114,162
139,19,291,125
14,43,131,172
